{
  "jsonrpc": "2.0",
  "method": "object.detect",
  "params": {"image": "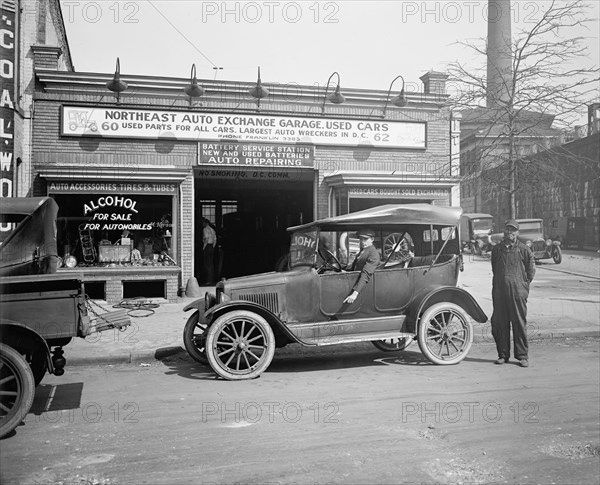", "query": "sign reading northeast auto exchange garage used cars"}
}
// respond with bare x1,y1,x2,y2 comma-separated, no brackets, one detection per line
61,106,426,149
